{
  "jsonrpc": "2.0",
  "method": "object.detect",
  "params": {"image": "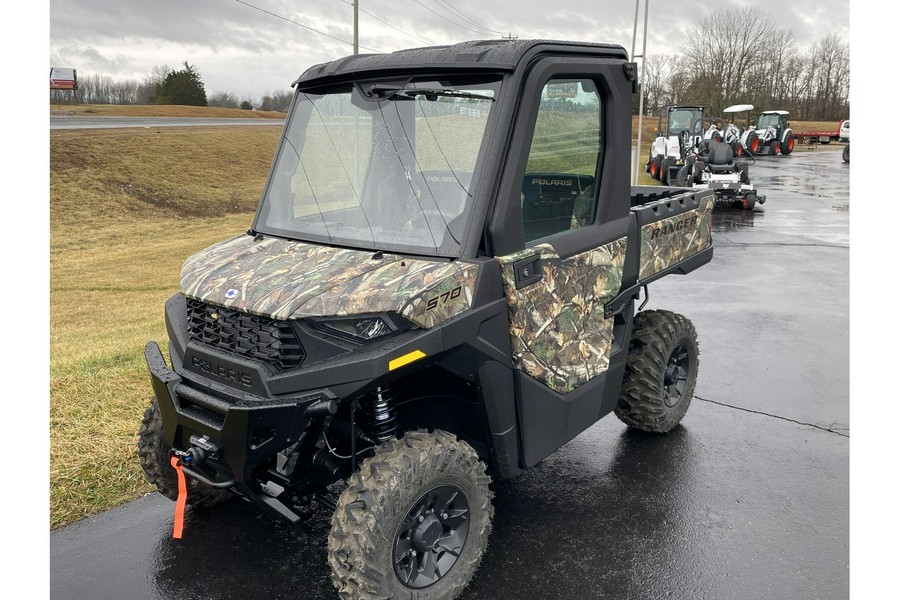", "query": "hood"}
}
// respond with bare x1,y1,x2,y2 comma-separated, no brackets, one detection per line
180,235,478,327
